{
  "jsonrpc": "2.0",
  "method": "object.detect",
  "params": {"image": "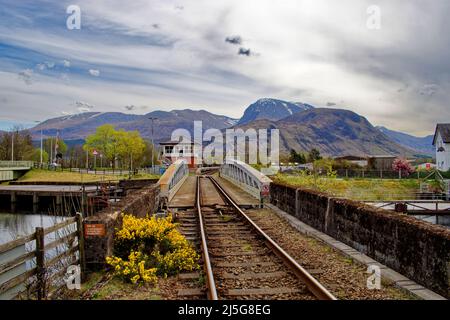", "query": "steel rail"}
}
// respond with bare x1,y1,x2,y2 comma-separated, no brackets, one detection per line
208,176,337,301
196,176,219,300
